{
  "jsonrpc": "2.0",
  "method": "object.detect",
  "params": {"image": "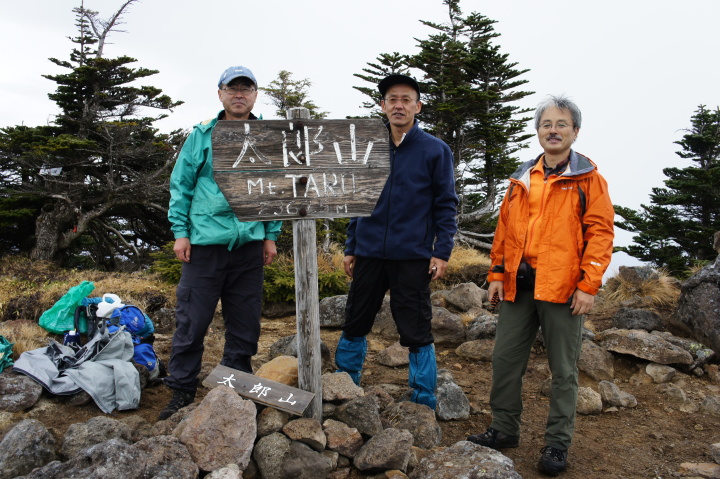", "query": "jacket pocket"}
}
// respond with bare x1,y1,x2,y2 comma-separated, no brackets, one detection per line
190,196,233,215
